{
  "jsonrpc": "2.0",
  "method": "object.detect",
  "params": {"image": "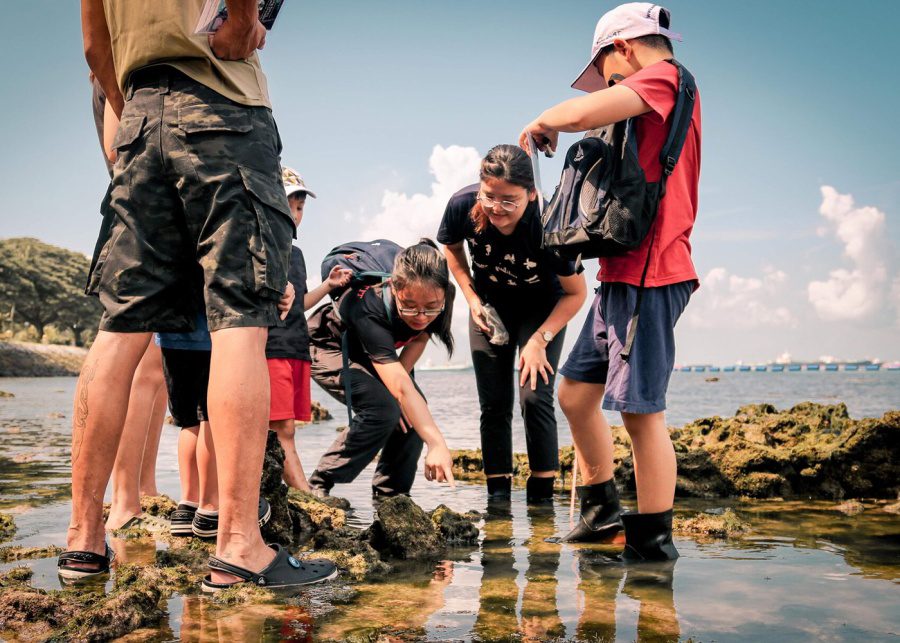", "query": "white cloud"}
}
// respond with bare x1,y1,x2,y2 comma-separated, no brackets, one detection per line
686,266,797,329
807,186,891,321
360,144,481,245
